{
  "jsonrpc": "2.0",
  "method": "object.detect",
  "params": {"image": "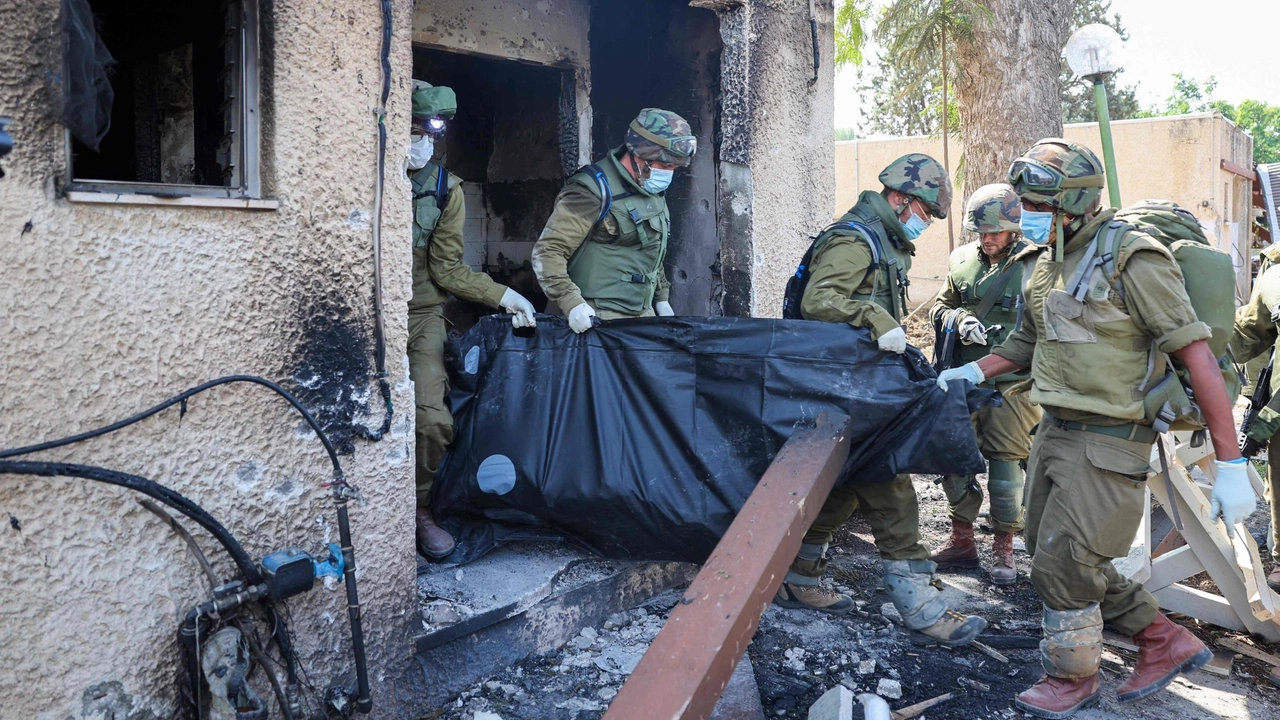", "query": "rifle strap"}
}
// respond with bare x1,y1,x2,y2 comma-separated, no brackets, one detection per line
972,263,1019,323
